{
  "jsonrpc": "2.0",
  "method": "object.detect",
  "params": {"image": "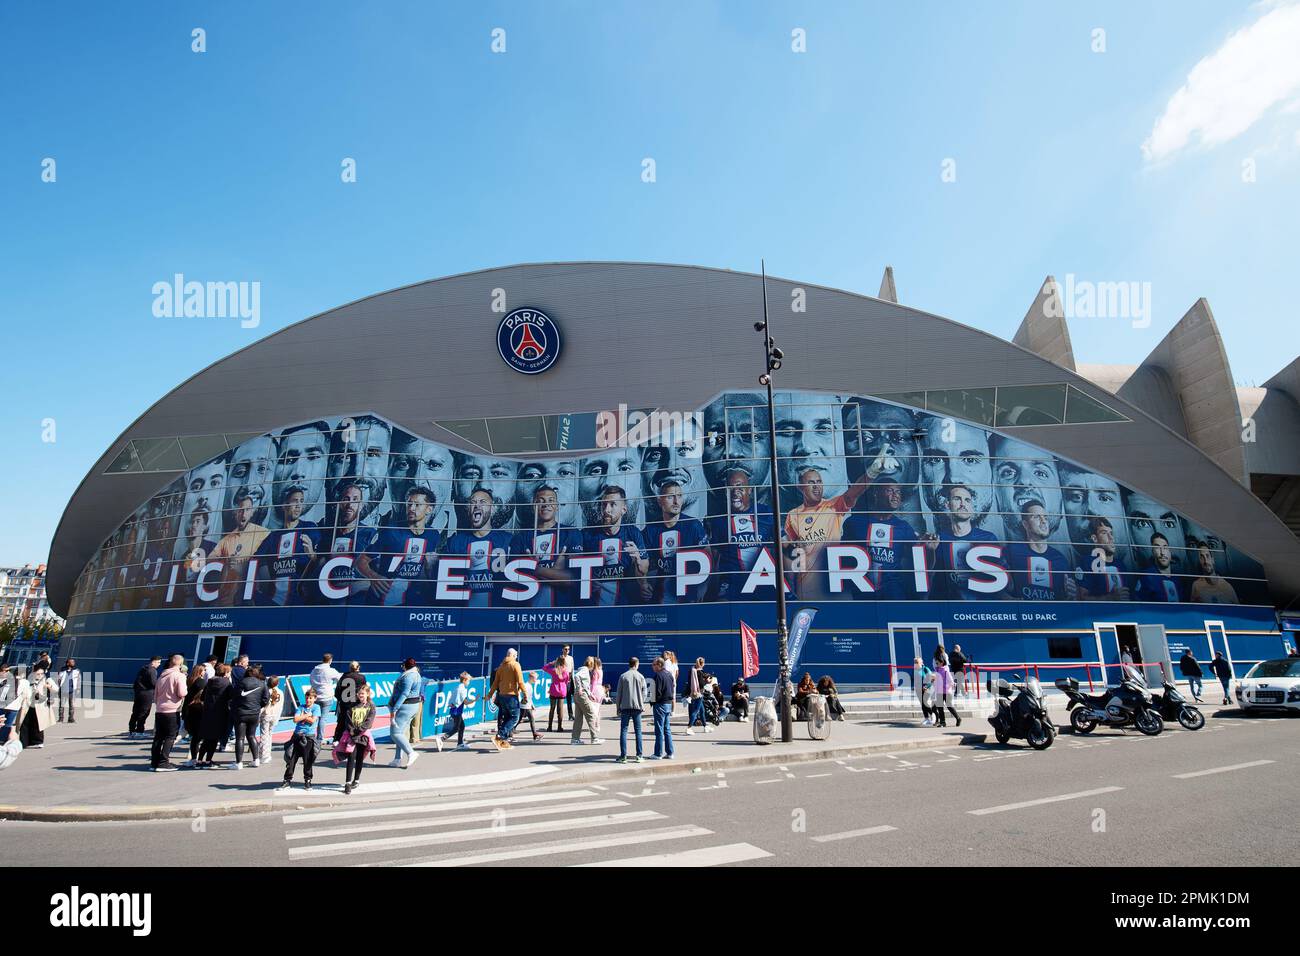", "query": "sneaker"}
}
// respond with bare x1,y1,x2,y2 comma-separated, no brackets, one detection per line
685,728,695,735
615,756,628,764
646,754,662,760
592,738,605,744
406,751,420,769
304,782,312,791
663,754,675,760
740,716,749,722
387,758,403,768
153,763,178,772
229,762,244,770
343,783,354,795
277,782,292,792
571,739,585,745
634,755,644,763
456,743,469,750
500,740,514,750
251,758,261,767
32,744,45,749
182,759,195,768
532,733,543,741
492,738,506,751
955,716,962,727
